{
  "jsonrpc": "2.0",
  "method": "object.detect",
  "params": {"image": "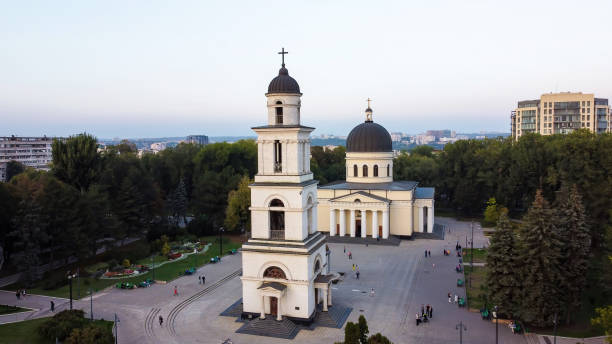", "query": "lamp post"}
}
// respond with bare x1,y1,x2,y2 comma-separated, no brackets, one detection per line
67,272,77,310
89,288,93,320
553,312,558,344
219,227,223,256
470,221,474,287
456,321,467,344
494,305,499,344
